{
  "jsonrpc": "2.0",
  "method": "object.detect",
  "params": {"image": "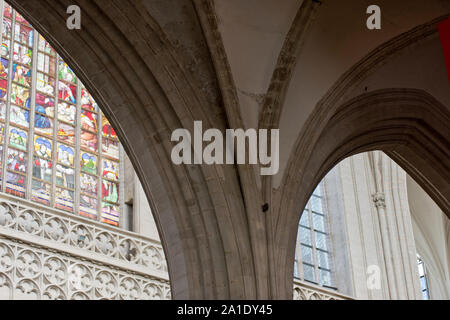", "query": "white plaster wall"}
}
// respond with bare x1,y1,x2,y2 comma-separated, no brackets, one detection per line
134,177,161,241
408,176,450,299
323,152,424,300
327,153,388,299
